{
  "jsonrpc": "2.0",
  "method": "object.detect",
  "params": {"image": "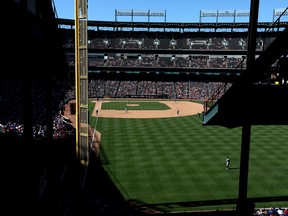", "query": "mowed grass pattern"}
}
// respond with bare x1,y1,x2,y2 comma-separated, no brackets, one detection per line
89,101,288,211
101,101,171,110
